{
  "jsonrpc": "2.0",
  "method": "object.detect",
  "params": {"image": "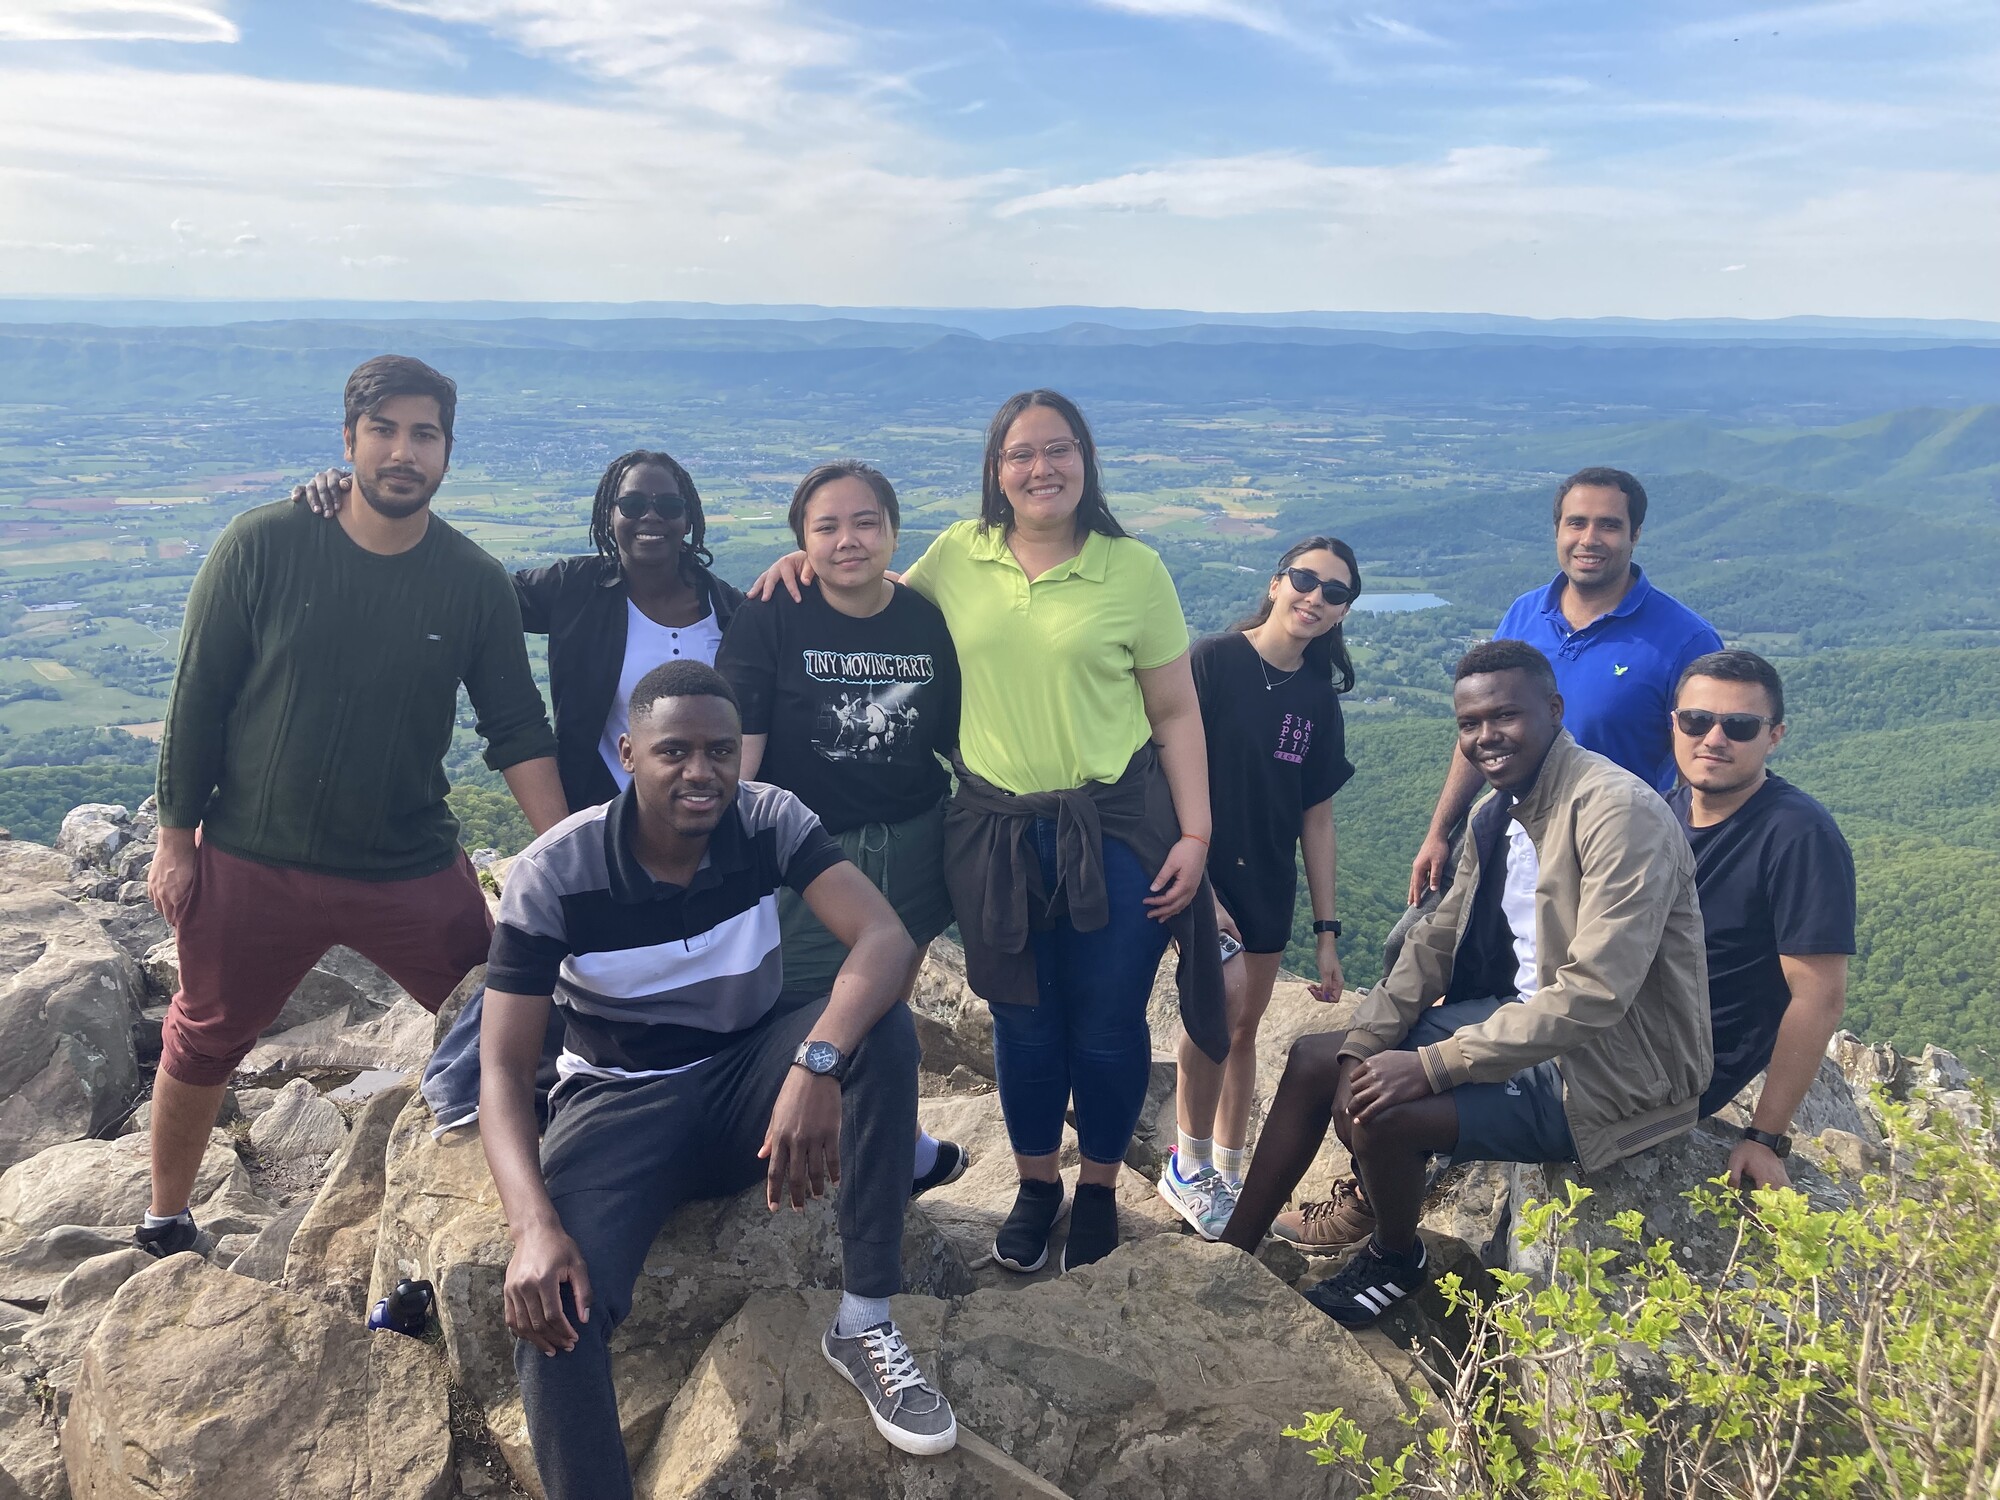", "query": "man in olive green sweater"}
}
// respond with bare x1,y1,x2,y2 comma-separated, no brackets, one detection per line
138,355,568,1259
